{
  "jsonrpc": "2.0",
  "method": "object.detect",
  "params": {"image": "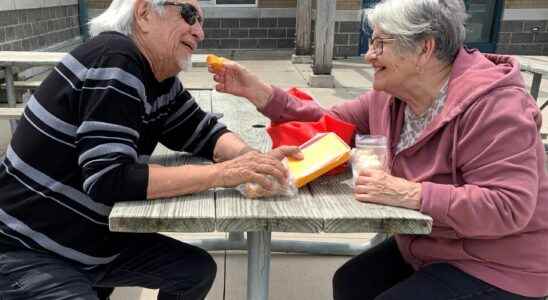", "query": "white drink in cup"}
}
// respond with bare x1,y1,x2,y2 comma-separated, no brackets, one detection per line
351,135,388,184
